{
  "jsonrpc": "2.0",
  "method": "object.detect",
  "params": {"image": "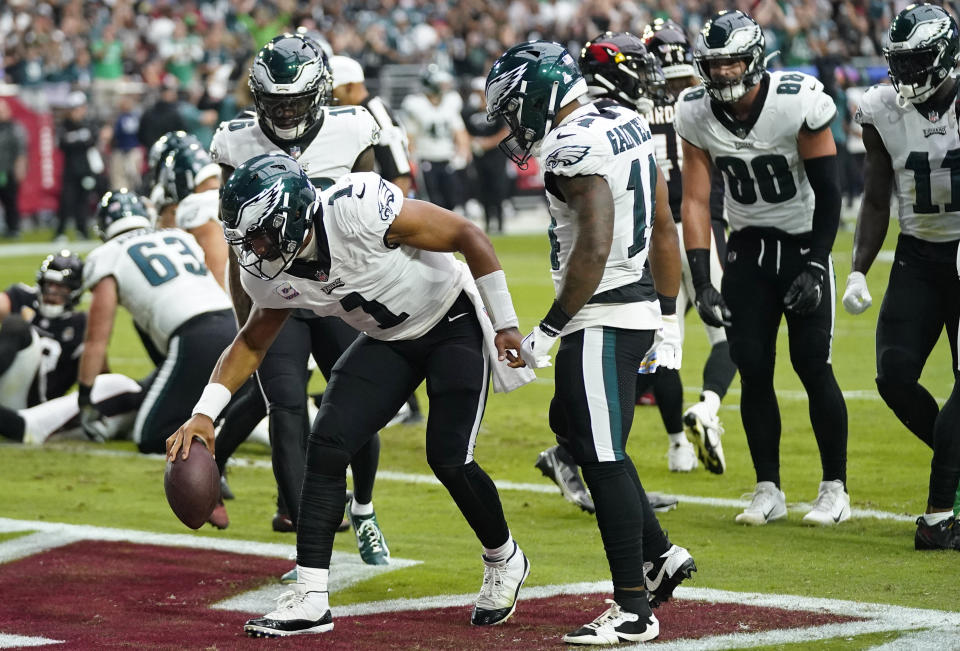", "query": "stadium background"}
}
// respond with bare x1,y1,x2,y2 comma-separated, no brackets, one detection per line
3,0,960,649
